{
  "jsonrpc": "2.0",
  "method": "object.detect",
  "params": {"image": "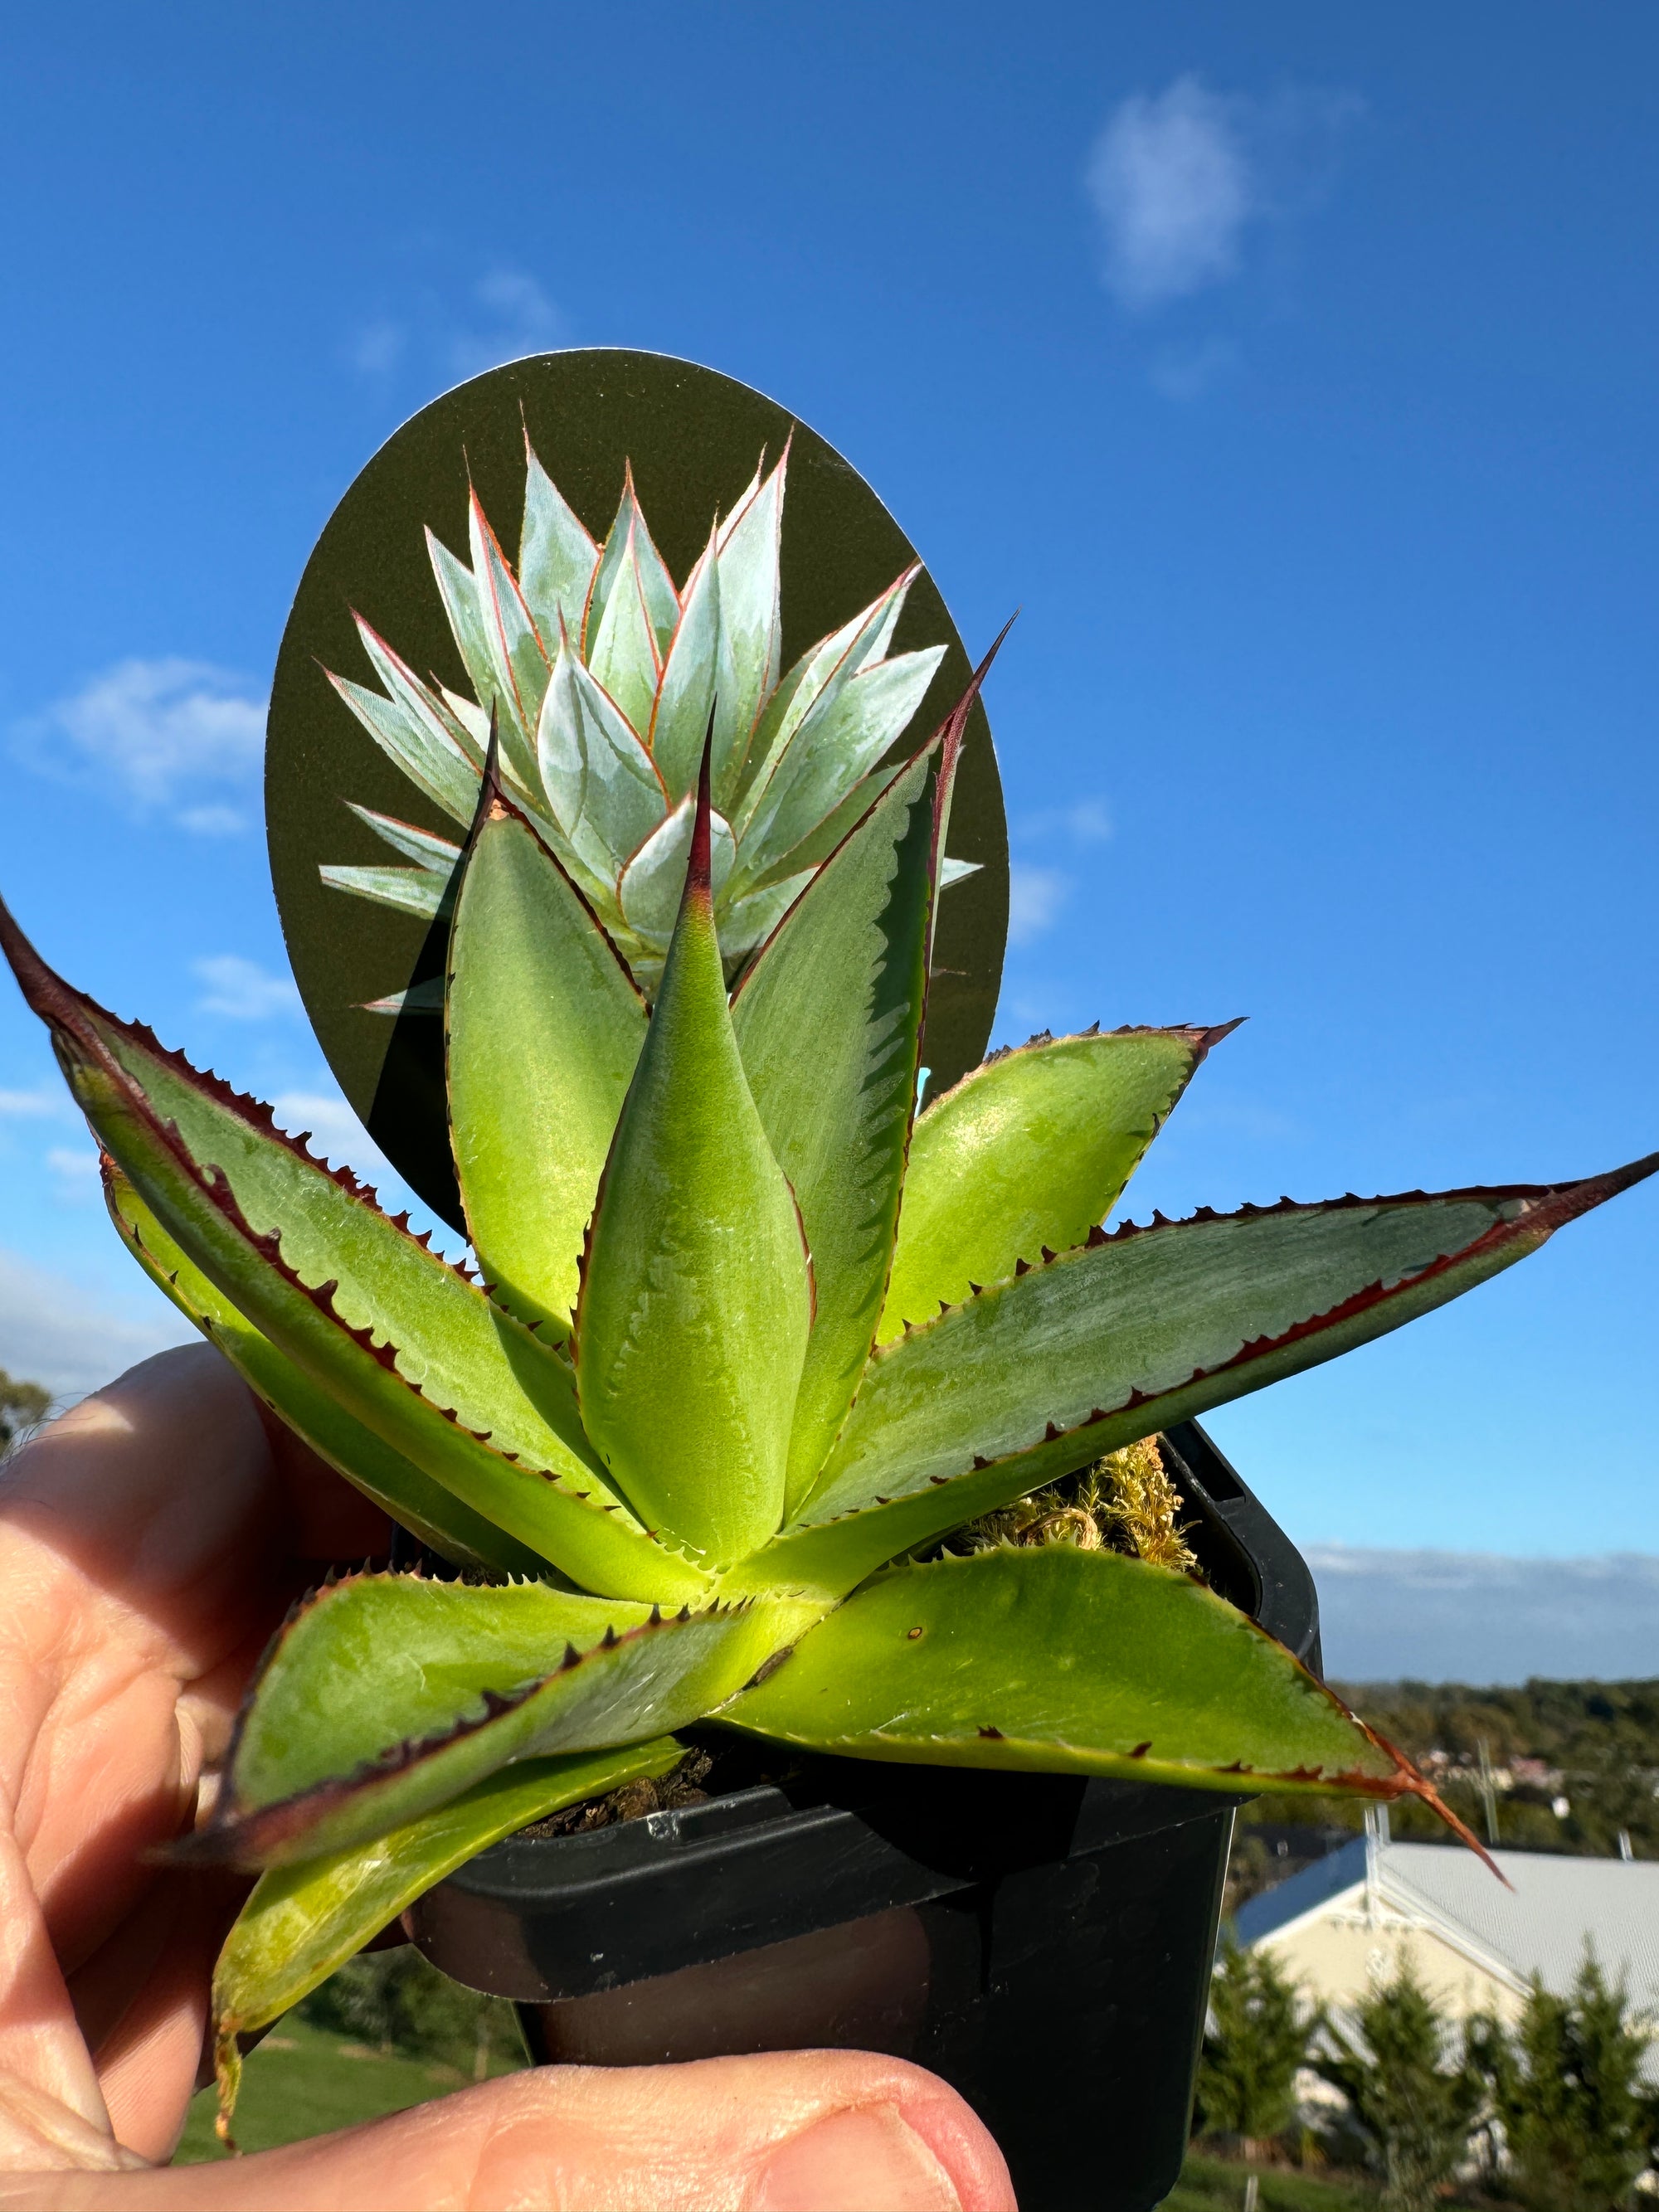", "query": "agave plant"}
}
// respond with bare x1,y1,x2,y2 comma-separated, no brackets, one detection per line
2,640,1652,2139
324,438,976,999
